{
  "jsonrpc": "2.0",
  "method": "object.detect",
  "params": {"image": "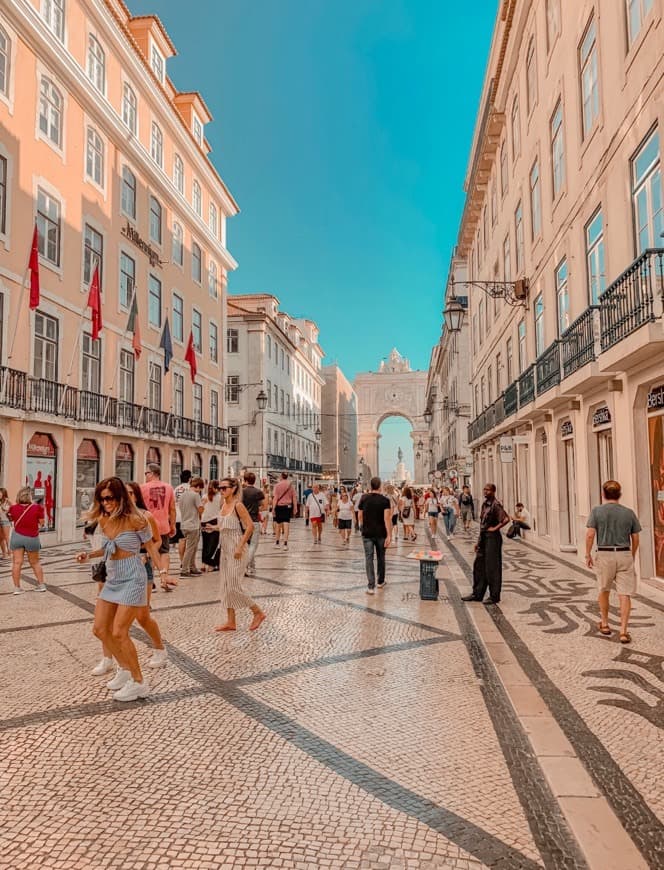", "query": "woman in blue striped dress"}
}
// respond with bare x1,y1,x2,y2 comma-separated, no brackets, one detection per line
214,478,266,632
76,477,165,702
